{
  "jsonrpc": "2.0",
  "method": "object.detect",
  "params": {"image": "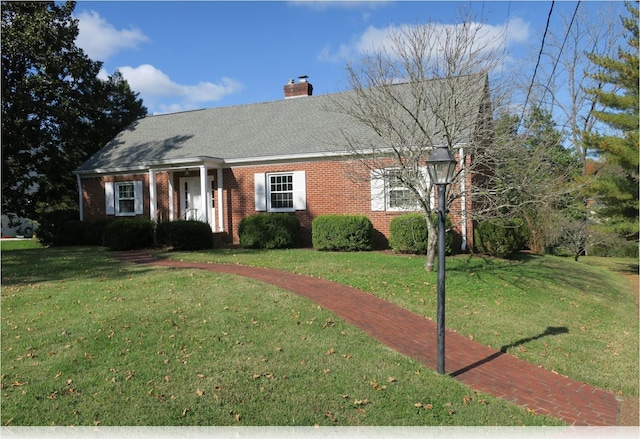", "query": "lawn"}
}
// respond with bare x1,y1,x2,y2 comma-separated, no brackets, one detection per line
1,242,637,426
